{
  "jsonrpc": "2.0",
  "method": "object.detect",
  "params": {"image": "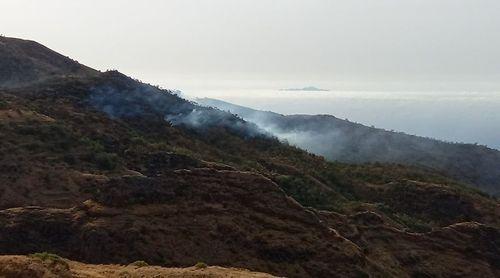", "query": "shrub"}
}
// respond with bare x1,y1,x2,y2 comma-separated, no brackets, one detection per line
29,252,69,269
394,213,432,233
194,262,208,269
24,142,43,151
276,175,342,211
63,153,77,165
30,252,62,261
129,260,149,267
80,137,105,152
130,136,148,145
376,204,432,233
94,152,119,170
0,100,8,109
